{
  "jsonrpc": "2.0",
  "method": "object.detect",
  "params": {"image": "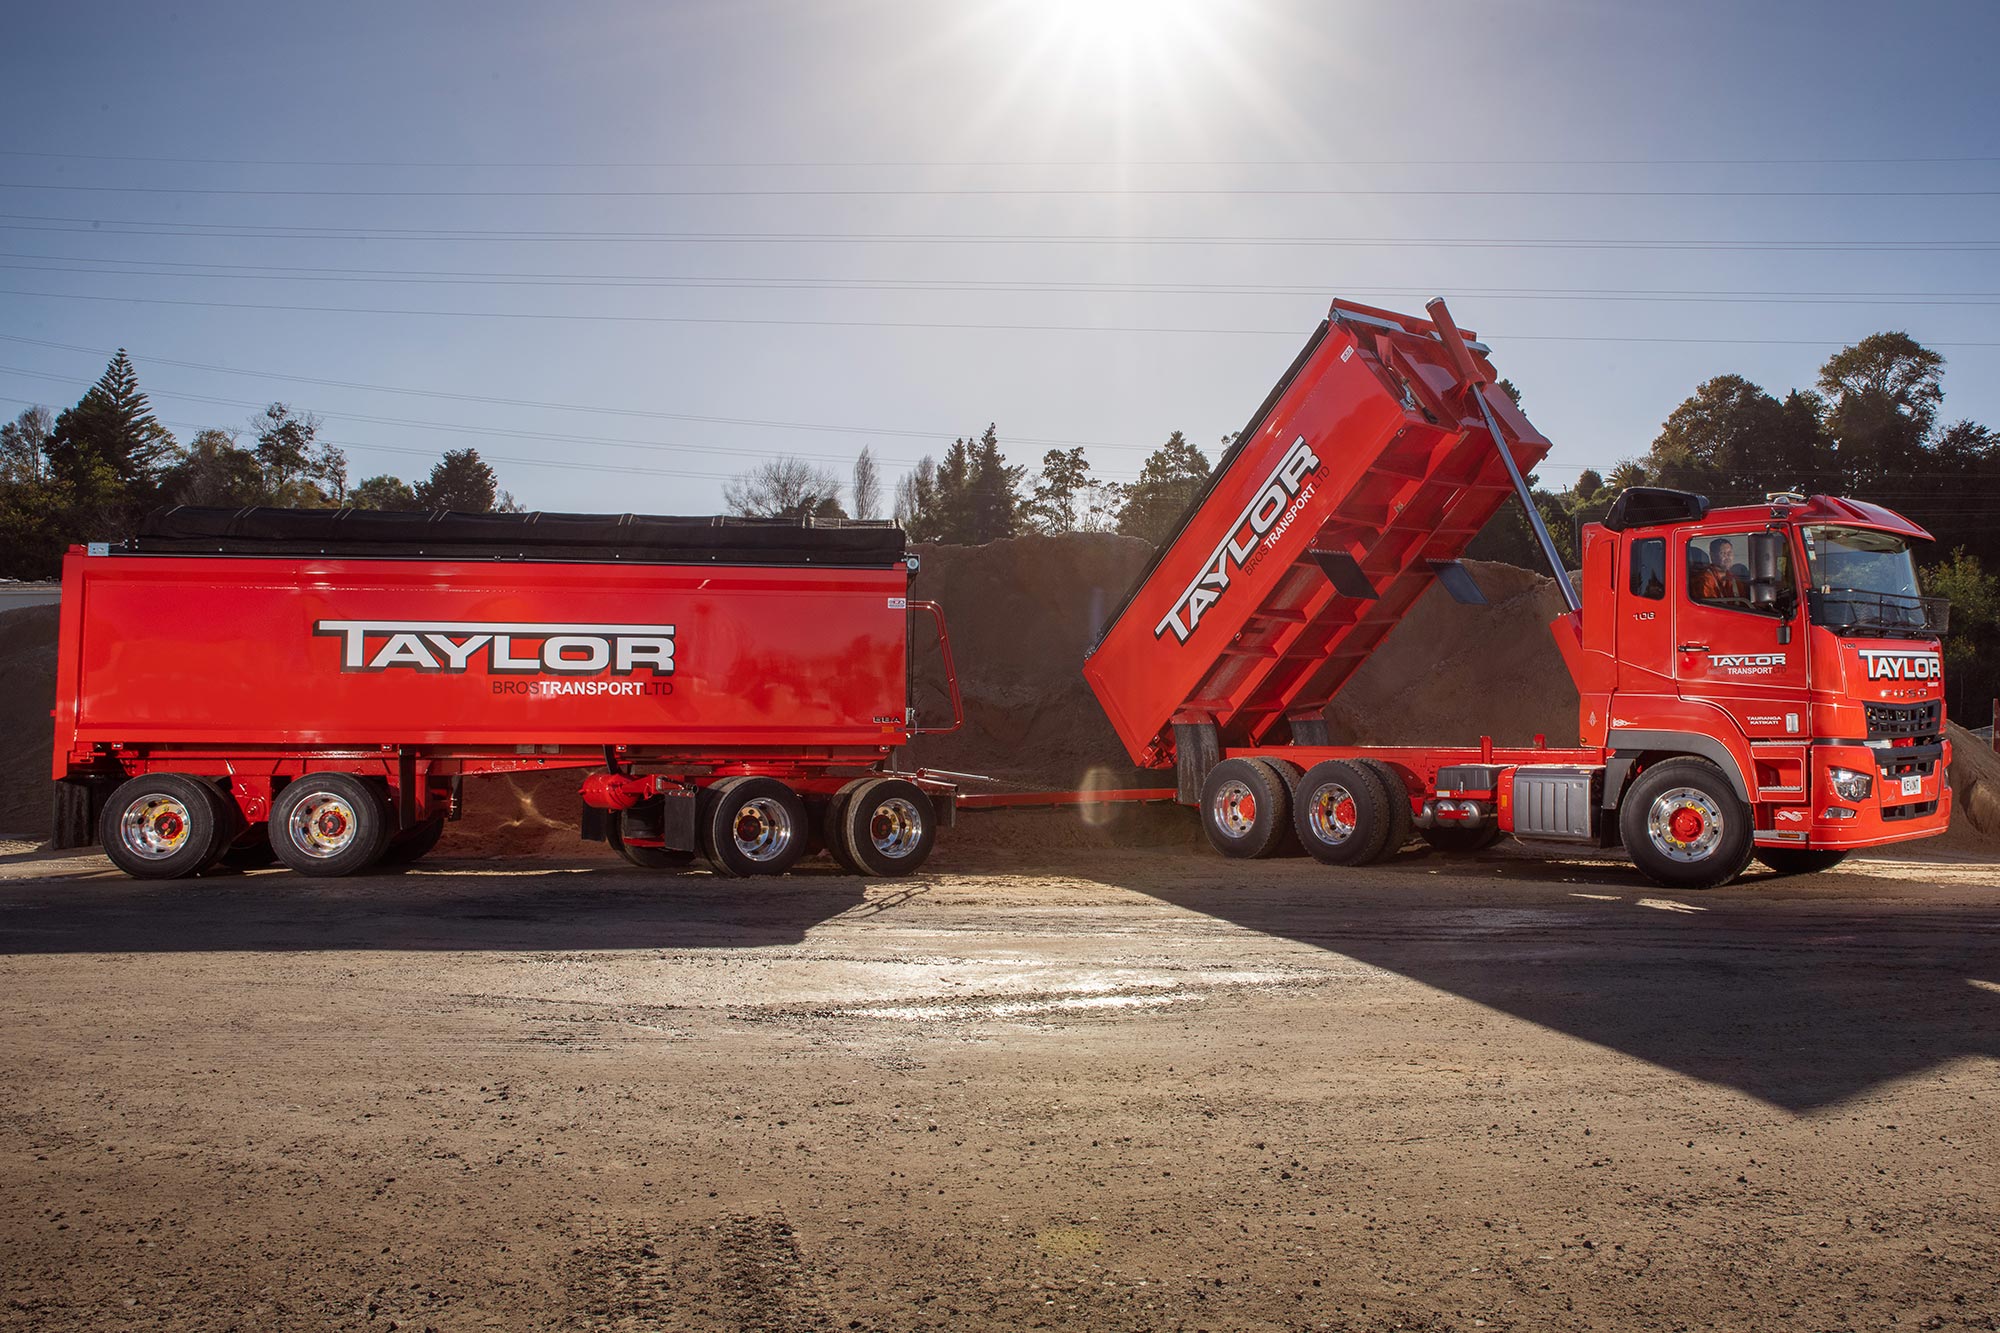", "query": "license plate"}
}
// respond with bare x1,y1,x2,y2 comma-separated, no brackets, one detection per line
1901,775,1923,797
